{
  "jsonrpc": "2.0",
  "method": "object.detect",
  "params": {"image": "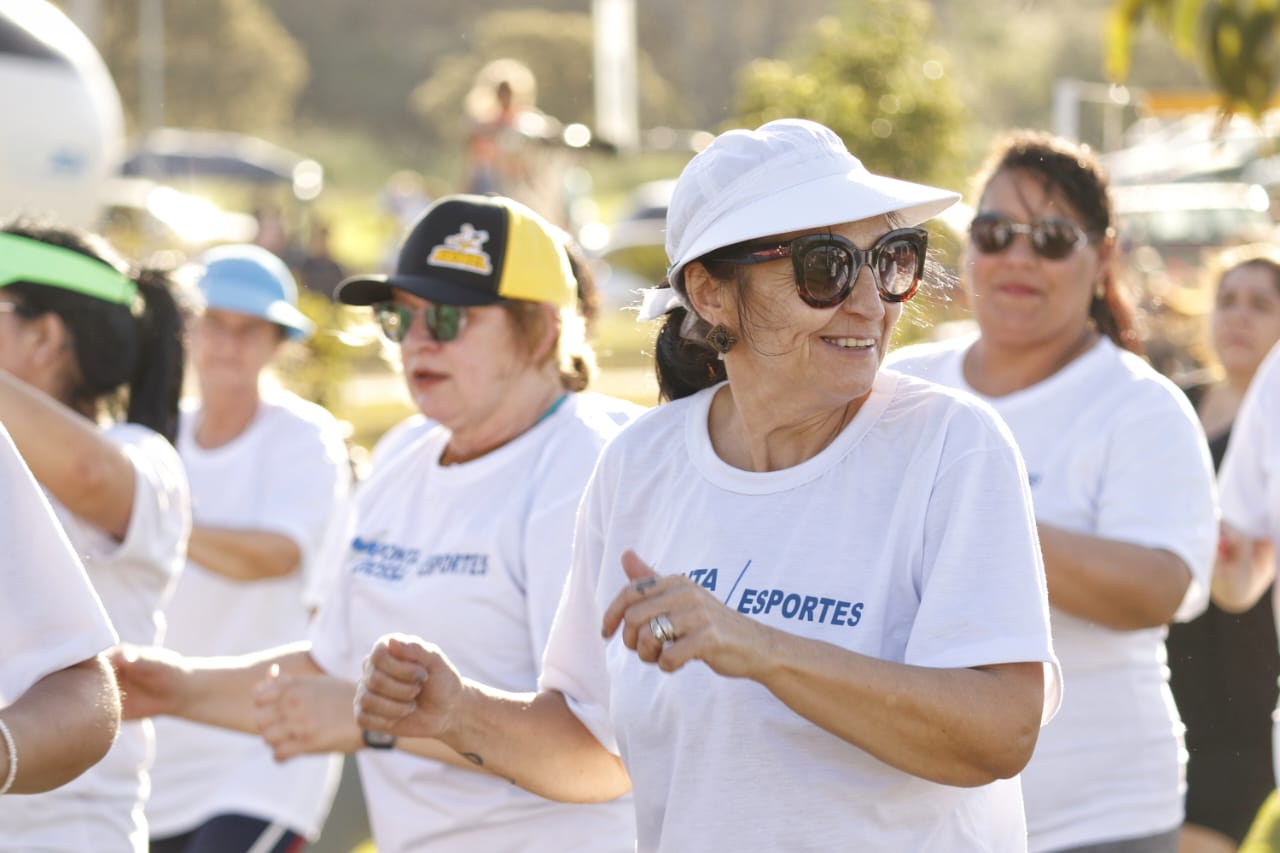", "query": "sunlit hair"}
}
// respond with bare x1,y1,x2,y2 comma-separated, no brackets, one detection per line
502,300,596,392
1205,242,1280,300
971,129,1142,355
